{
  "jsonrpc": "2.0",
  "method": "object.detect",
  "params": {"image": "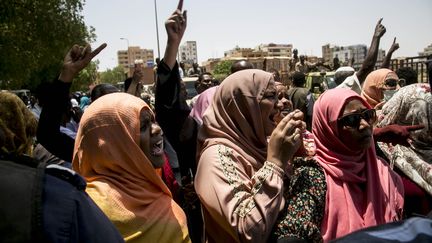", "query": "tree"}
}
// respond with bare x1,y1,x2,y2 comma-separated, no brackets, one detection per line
213,60,234,82
0,0,95,90
70,60,99,92
99,66,127,85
